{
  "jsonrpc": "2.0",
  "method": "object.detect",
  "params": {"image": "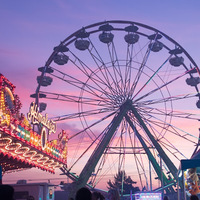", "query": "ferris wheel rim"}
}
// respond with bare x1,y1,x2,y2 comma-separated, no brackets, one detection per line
33,20,200,191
